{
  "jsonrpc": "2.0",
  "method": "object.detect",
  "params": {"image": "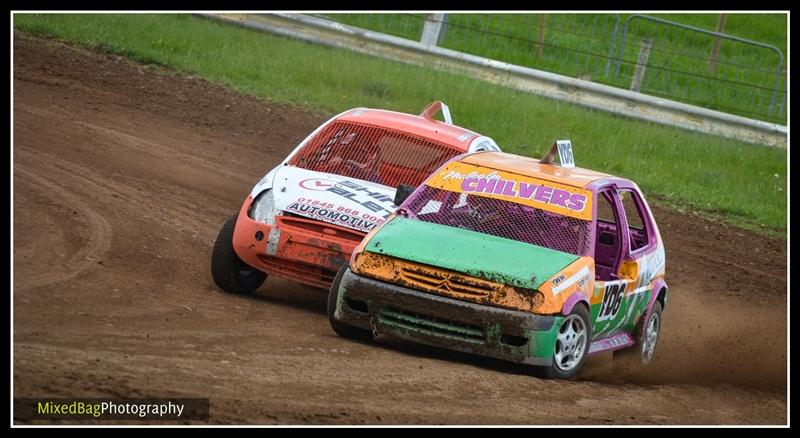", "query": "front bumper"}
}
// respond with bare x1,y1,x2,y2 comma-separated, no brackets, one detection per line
232,196,363,289
333,269,562,366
